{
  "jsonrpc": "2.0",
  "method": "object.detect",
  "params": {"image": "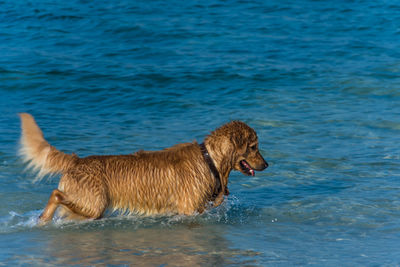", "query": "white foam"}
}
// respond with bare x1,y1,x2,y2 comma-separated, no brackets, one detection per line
0,210,41,233
0,195,244,233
